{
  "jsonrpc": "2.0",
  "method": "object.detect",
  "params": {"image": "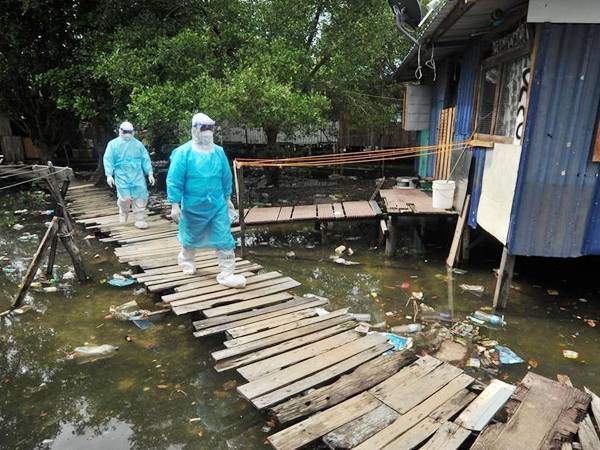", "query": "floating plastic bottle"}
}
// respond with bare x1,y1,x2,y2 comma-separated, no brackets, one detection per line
390,323,423,333
473,310,506,326
73,345,119,357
